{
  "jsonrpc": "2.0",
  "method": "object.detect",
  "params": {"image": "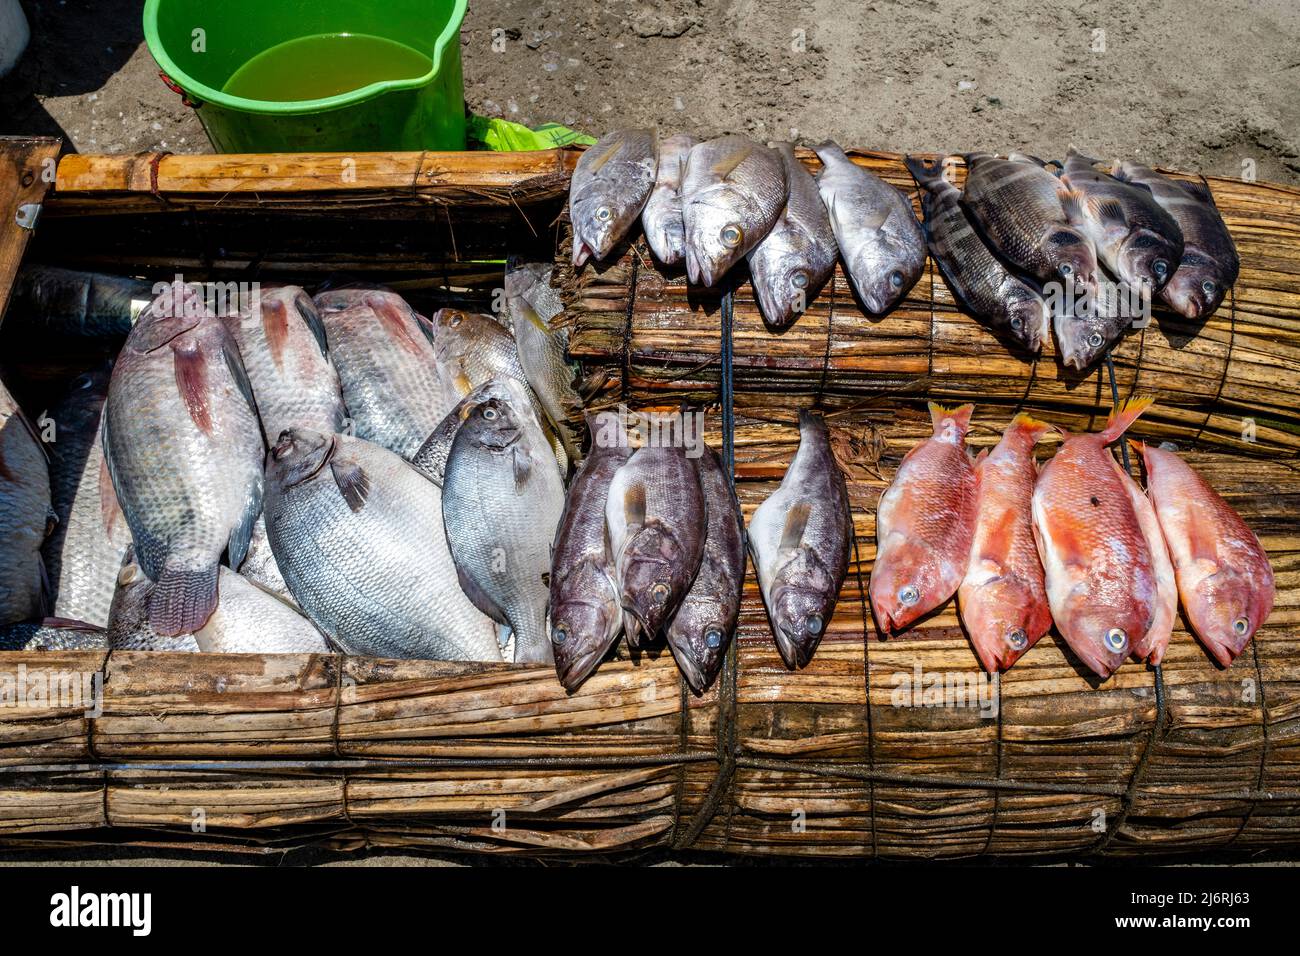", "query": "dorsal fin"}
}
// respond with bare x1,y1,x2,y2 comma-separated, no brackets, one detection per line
779,502,812,551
